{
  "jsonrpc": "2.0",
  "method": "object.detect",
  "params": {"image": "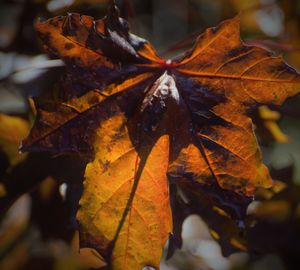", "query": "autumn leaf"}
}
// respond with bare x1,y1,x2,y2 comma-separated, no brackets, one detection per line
256,105,289,143
21,3,300,270
78,115,172,269
0,113,29,199
0,114,29,166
